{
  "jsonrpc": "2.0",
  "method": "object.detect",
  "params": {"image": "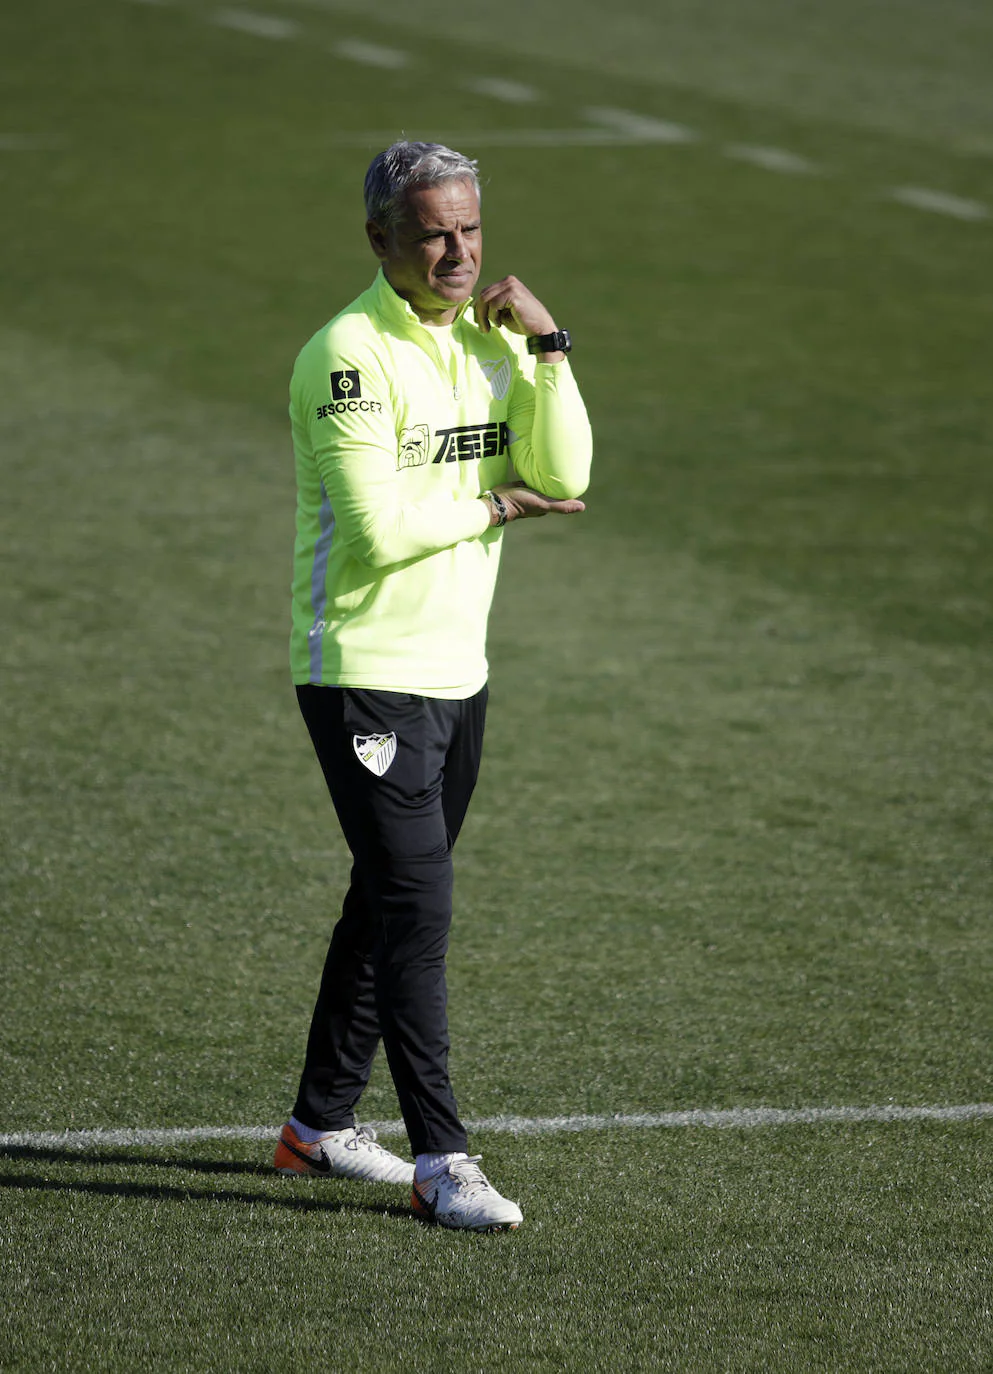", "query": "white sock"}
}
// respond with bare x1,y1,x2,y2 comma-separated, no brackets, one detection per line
415,1151,467,1182
290,1115,350,1144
